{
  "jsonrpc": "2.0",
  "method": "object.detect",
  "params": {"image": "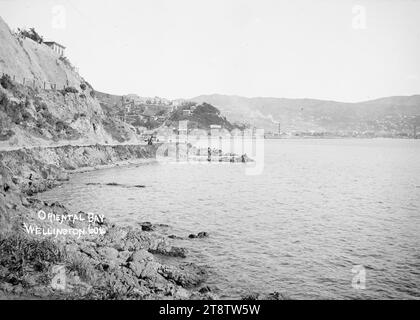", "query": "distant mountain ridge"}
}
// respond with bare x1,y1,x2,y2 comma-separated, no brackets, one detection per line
191,94,420,135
